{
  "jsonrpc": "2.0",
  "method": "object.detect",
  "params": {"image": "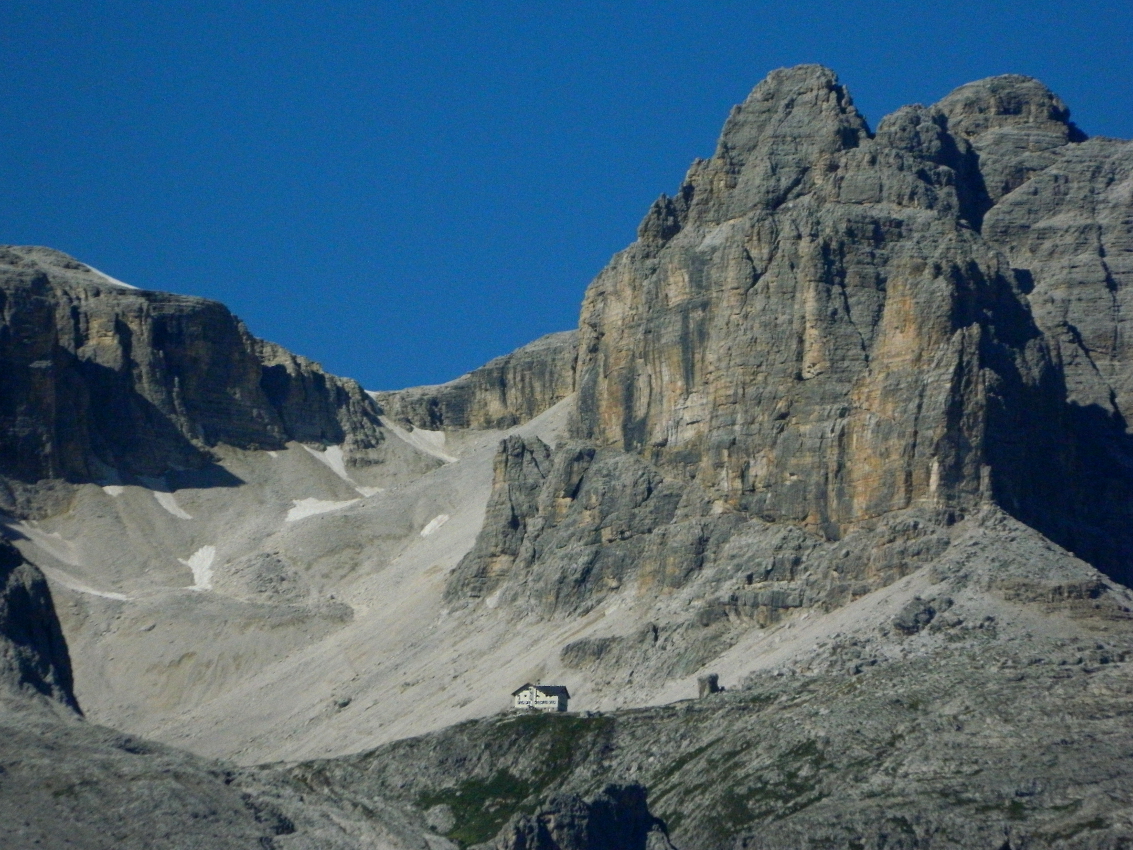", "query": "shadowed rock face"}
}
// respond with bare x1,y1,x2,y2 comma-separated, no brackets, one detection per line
984,139,1133,419
979,137,1133,573
489,784,673,850
444,434,556,604
373,330,578,431
0,539,78,712
0,246,386,503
